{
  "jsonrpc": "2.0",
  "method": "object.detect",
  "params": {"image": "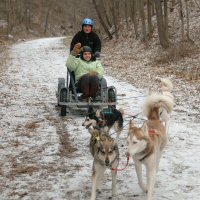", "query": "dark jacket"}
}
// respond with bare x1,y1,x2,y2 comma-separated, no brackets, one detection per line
70,30,101,54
